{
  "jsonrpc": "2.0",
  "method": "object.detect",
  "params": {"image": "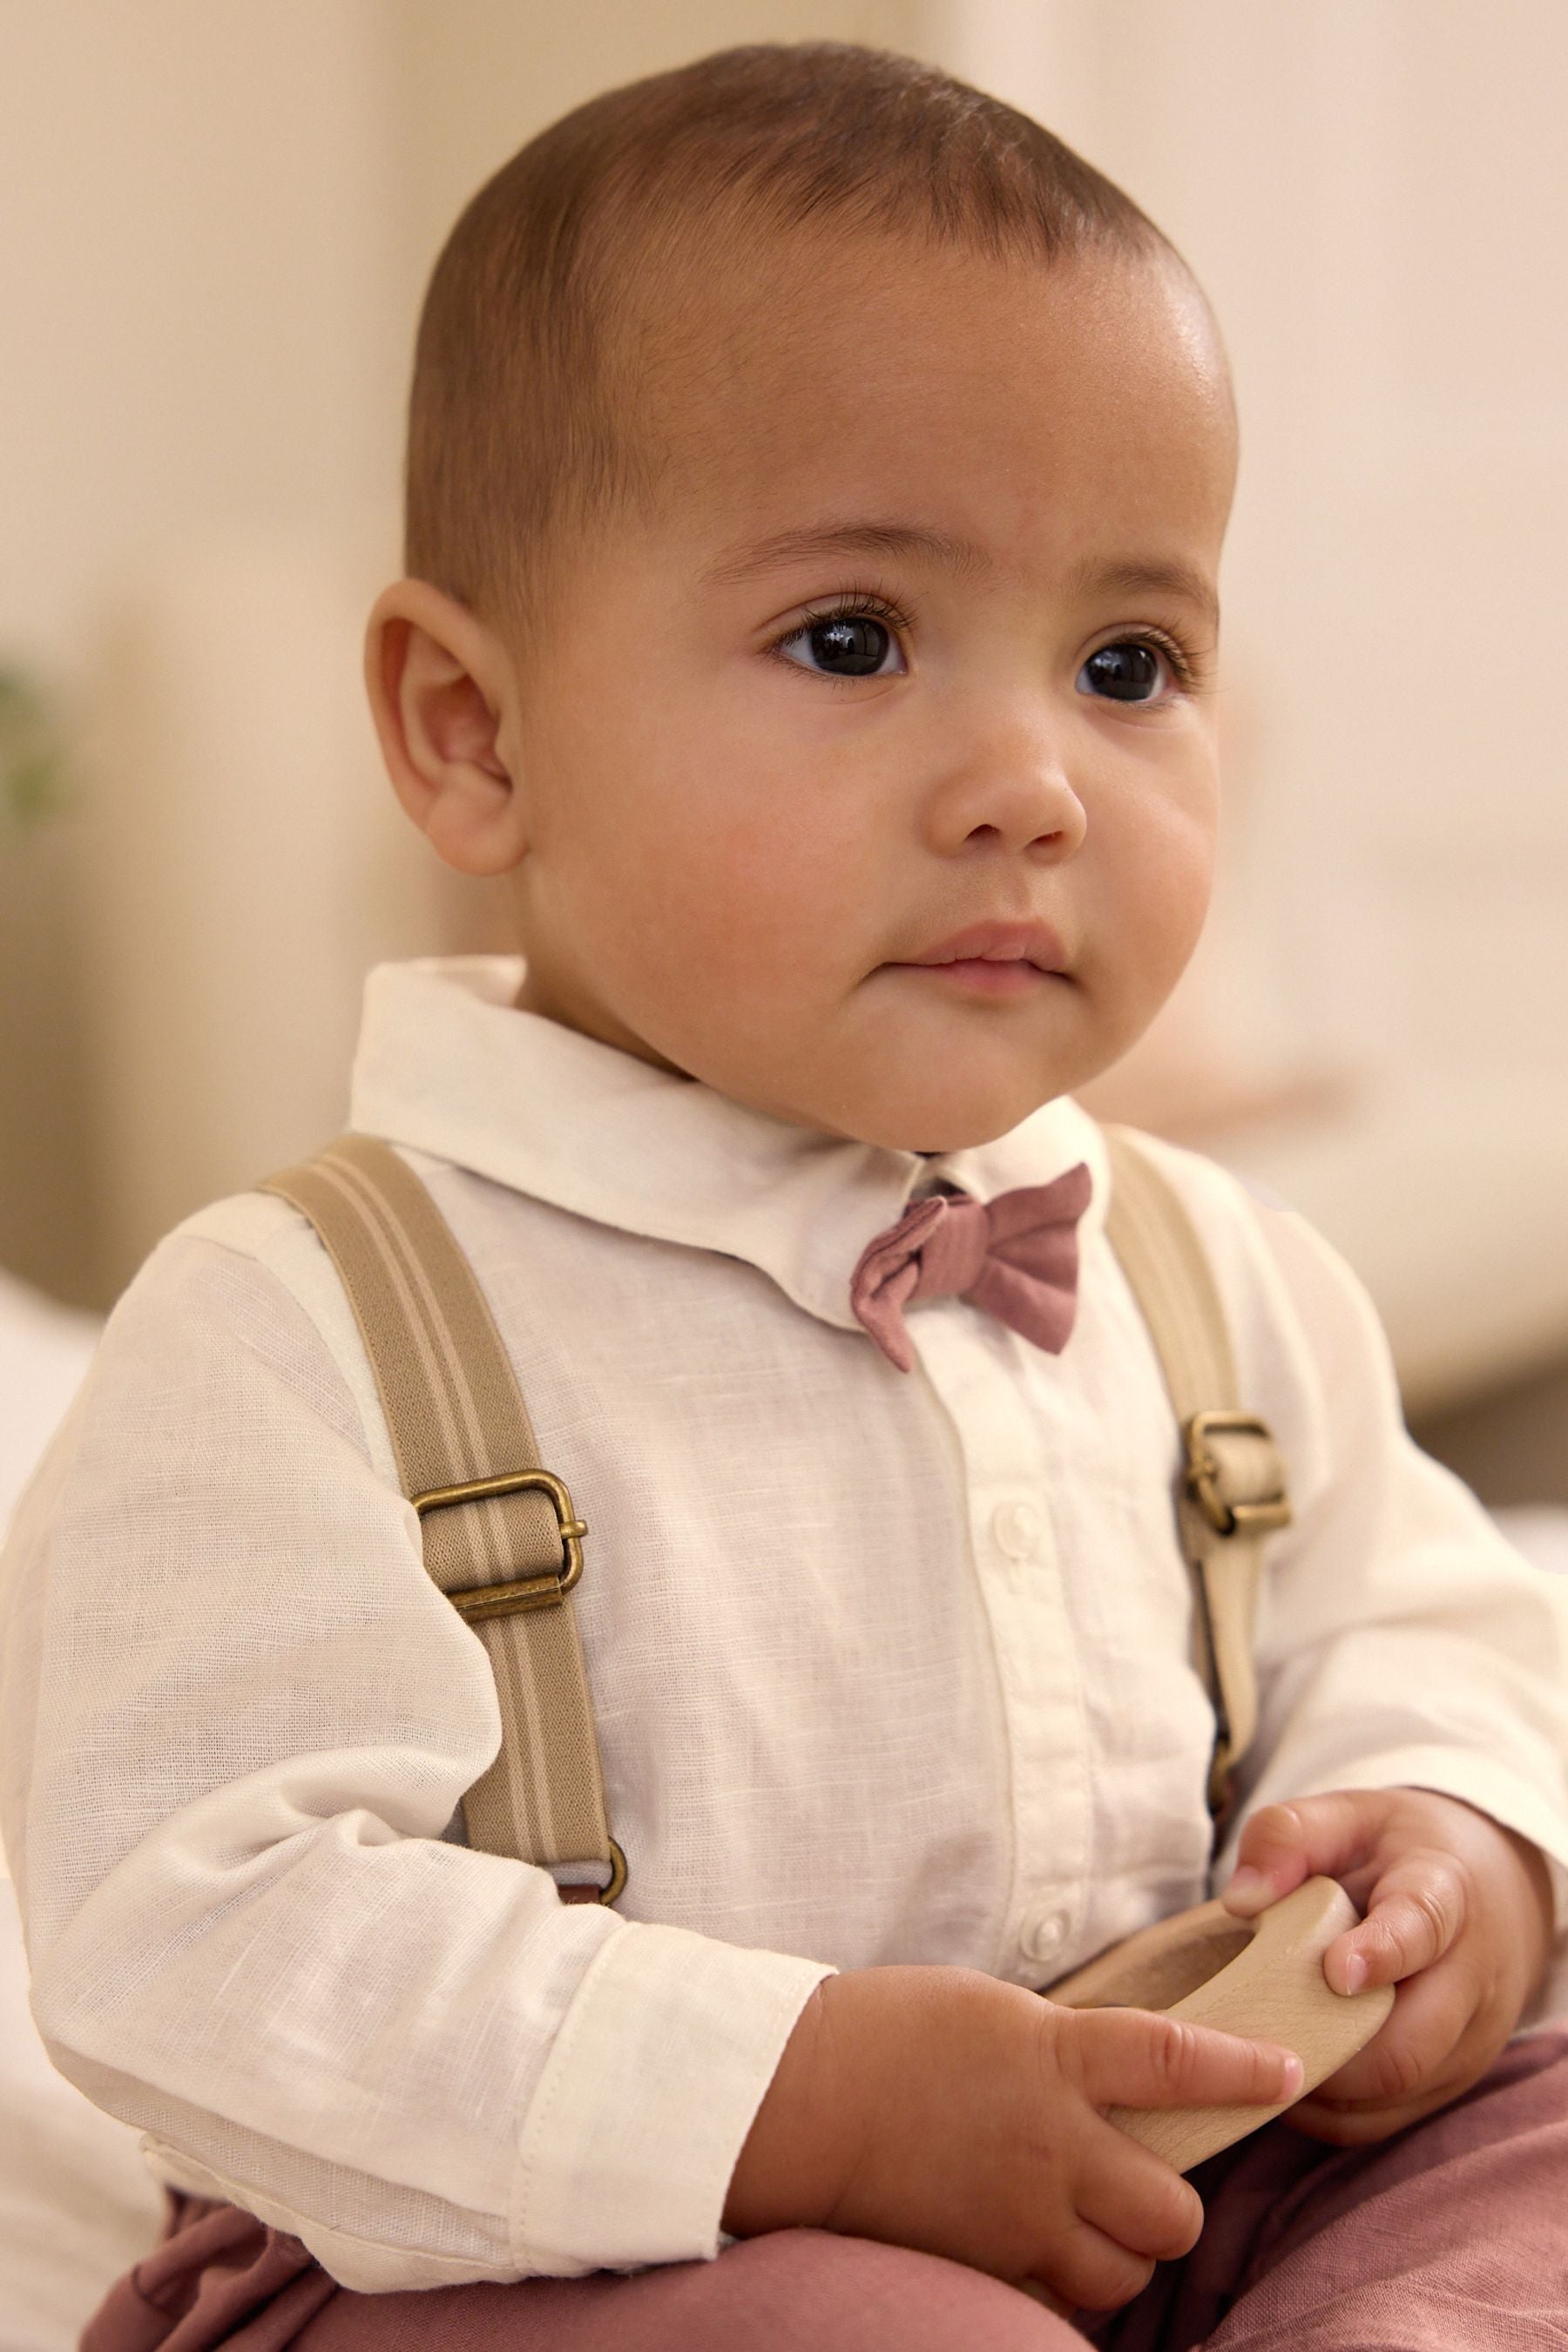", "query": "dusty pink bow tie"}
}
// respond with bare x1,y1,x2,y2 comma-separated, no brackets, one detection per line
850,1164,1092,1374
